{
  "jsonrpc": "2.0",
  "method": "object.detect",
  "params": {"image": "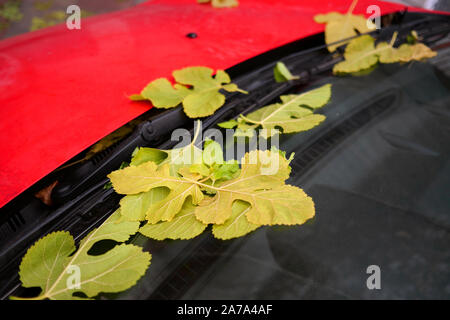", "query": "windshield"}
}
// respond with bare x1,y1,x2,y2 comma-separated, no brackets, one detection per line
113,43,450,300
